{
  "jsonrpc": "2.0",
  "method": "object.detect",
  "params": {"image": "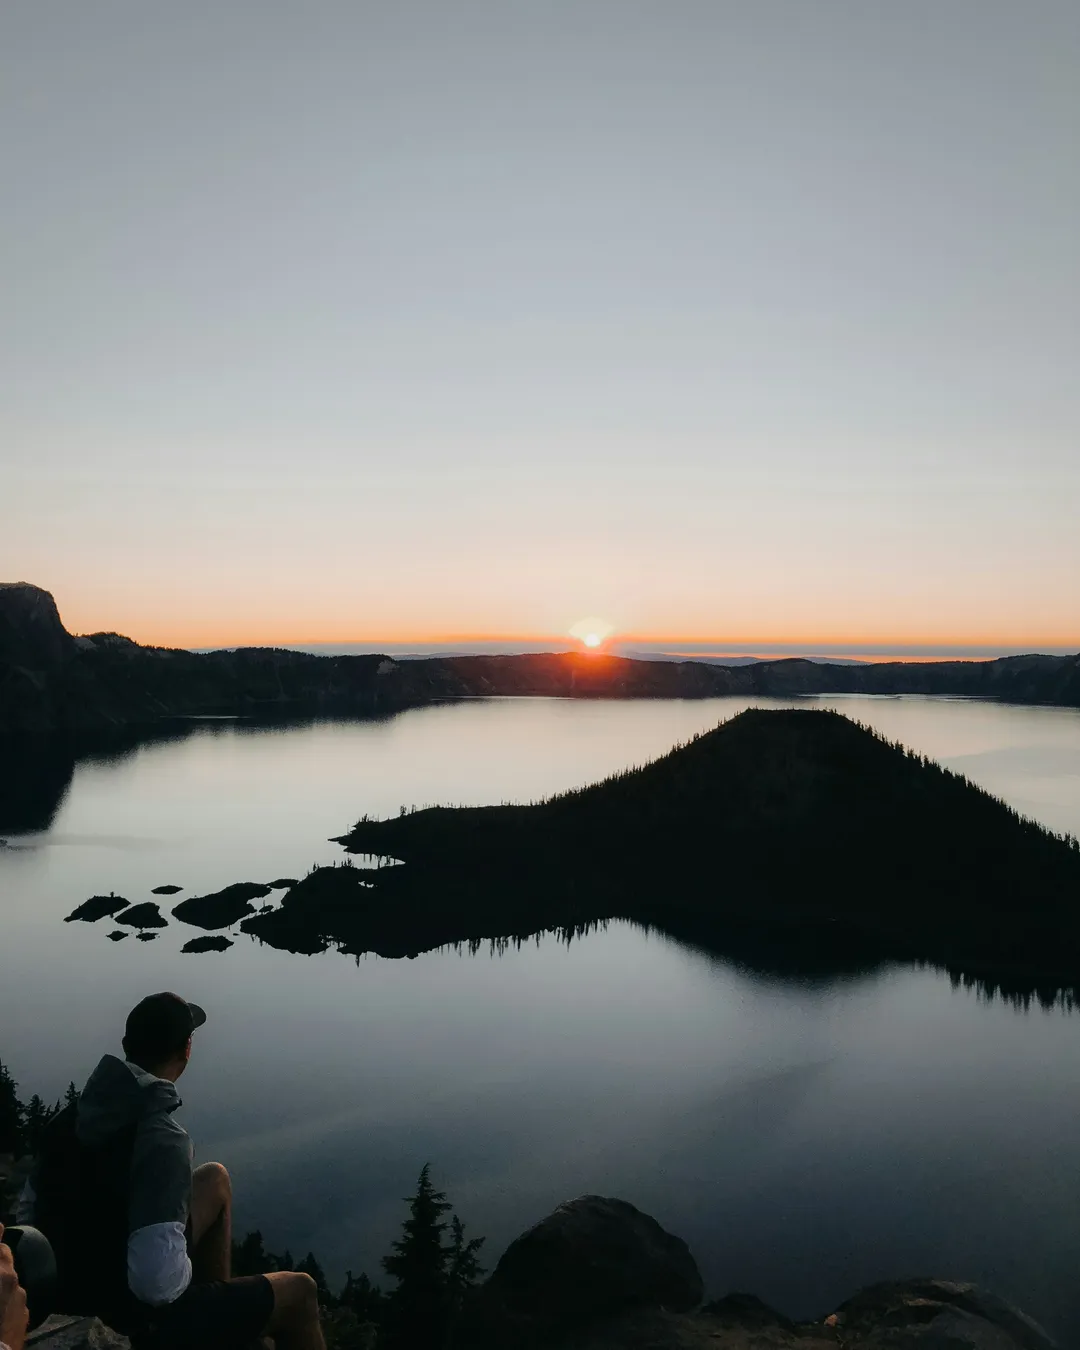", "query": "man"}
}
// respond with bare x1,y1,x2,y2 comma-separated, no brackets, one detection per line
24,993,323,1349
0,1226,28,1350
